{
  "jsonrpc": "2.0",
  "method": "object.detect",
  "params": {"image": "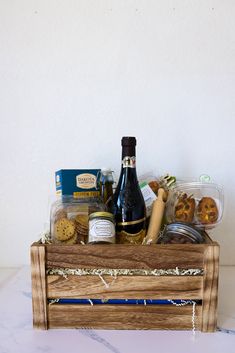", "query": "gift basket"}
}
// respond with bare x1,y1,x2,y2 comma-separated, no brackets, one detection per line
31,137,223,332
